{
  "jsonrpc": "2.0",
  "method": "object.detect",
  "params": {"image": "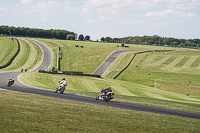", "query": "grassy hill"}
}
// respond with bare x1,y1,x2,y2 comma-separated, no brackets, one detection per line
0,37,18,66
17,38,200,114
0,38,43,72
2,38,200,132
113,50,200,92
1,90,200,133
34,38,172,73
